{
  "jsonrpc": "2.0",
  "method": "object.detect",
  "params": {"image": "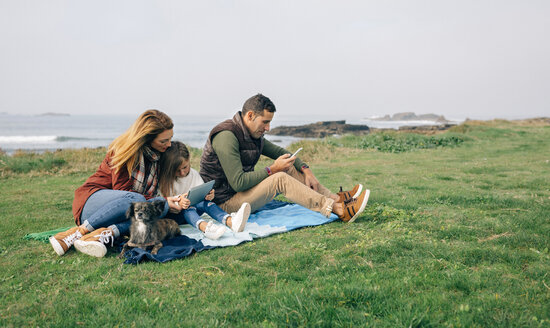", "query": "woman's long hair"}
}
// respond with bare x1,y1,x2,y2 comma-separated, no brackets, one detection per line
158,141,190,197
108,109,173,176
